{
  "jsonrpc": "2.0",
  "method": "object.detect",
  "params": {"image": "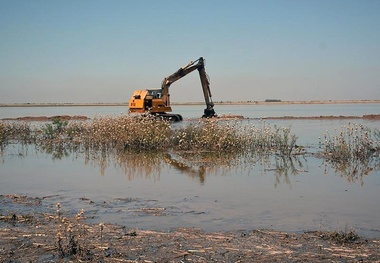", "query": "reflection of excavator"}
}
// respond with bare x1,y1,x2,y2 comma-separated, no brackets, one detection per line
128,57,216,121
